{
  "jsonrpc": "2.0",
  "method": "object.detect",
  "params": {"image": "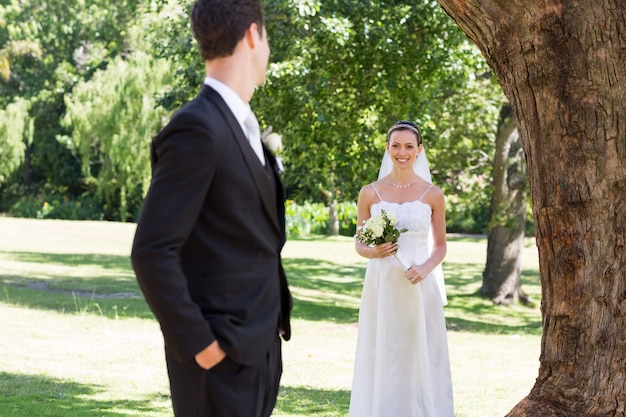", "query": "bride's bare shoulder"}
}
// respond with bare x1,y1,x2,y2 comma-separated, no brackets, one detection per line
359,181,373,193
428,184,444,197
358,182,381,203
423,184,445,207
